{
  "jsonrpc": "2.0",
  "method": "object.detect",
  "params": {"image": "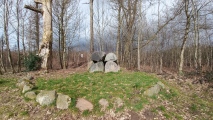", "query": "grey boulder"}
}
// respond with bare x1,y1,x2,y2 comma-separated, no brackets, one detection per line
89,62,104,73
22,84,33,93
105,53,117,62
87,61,94,70
144,84,162,97
56,93,71,110
105,61,120,73
36,90,56,106
91,51,106,62
24,91,36,100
